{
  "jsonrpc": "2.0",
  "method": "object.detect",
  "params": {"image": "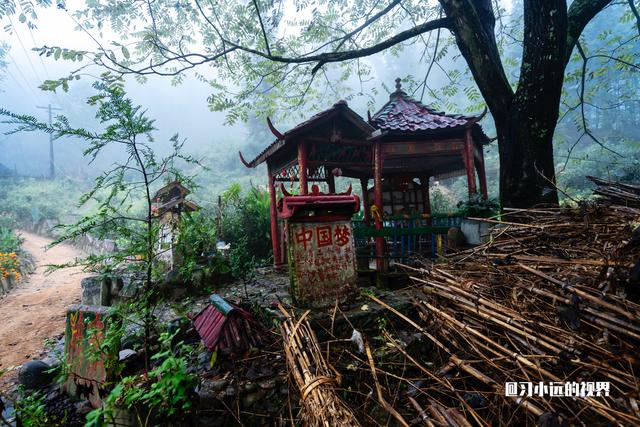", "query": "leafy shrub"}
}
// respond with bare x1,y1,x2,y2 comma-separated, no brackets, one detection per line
457,195,500,218
0,227,22,253
14,389,65,427
219,183,271,263
0,227,22,281
0,178,86,228
175,210,231,283
86,332,197,426
430,183,459,214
